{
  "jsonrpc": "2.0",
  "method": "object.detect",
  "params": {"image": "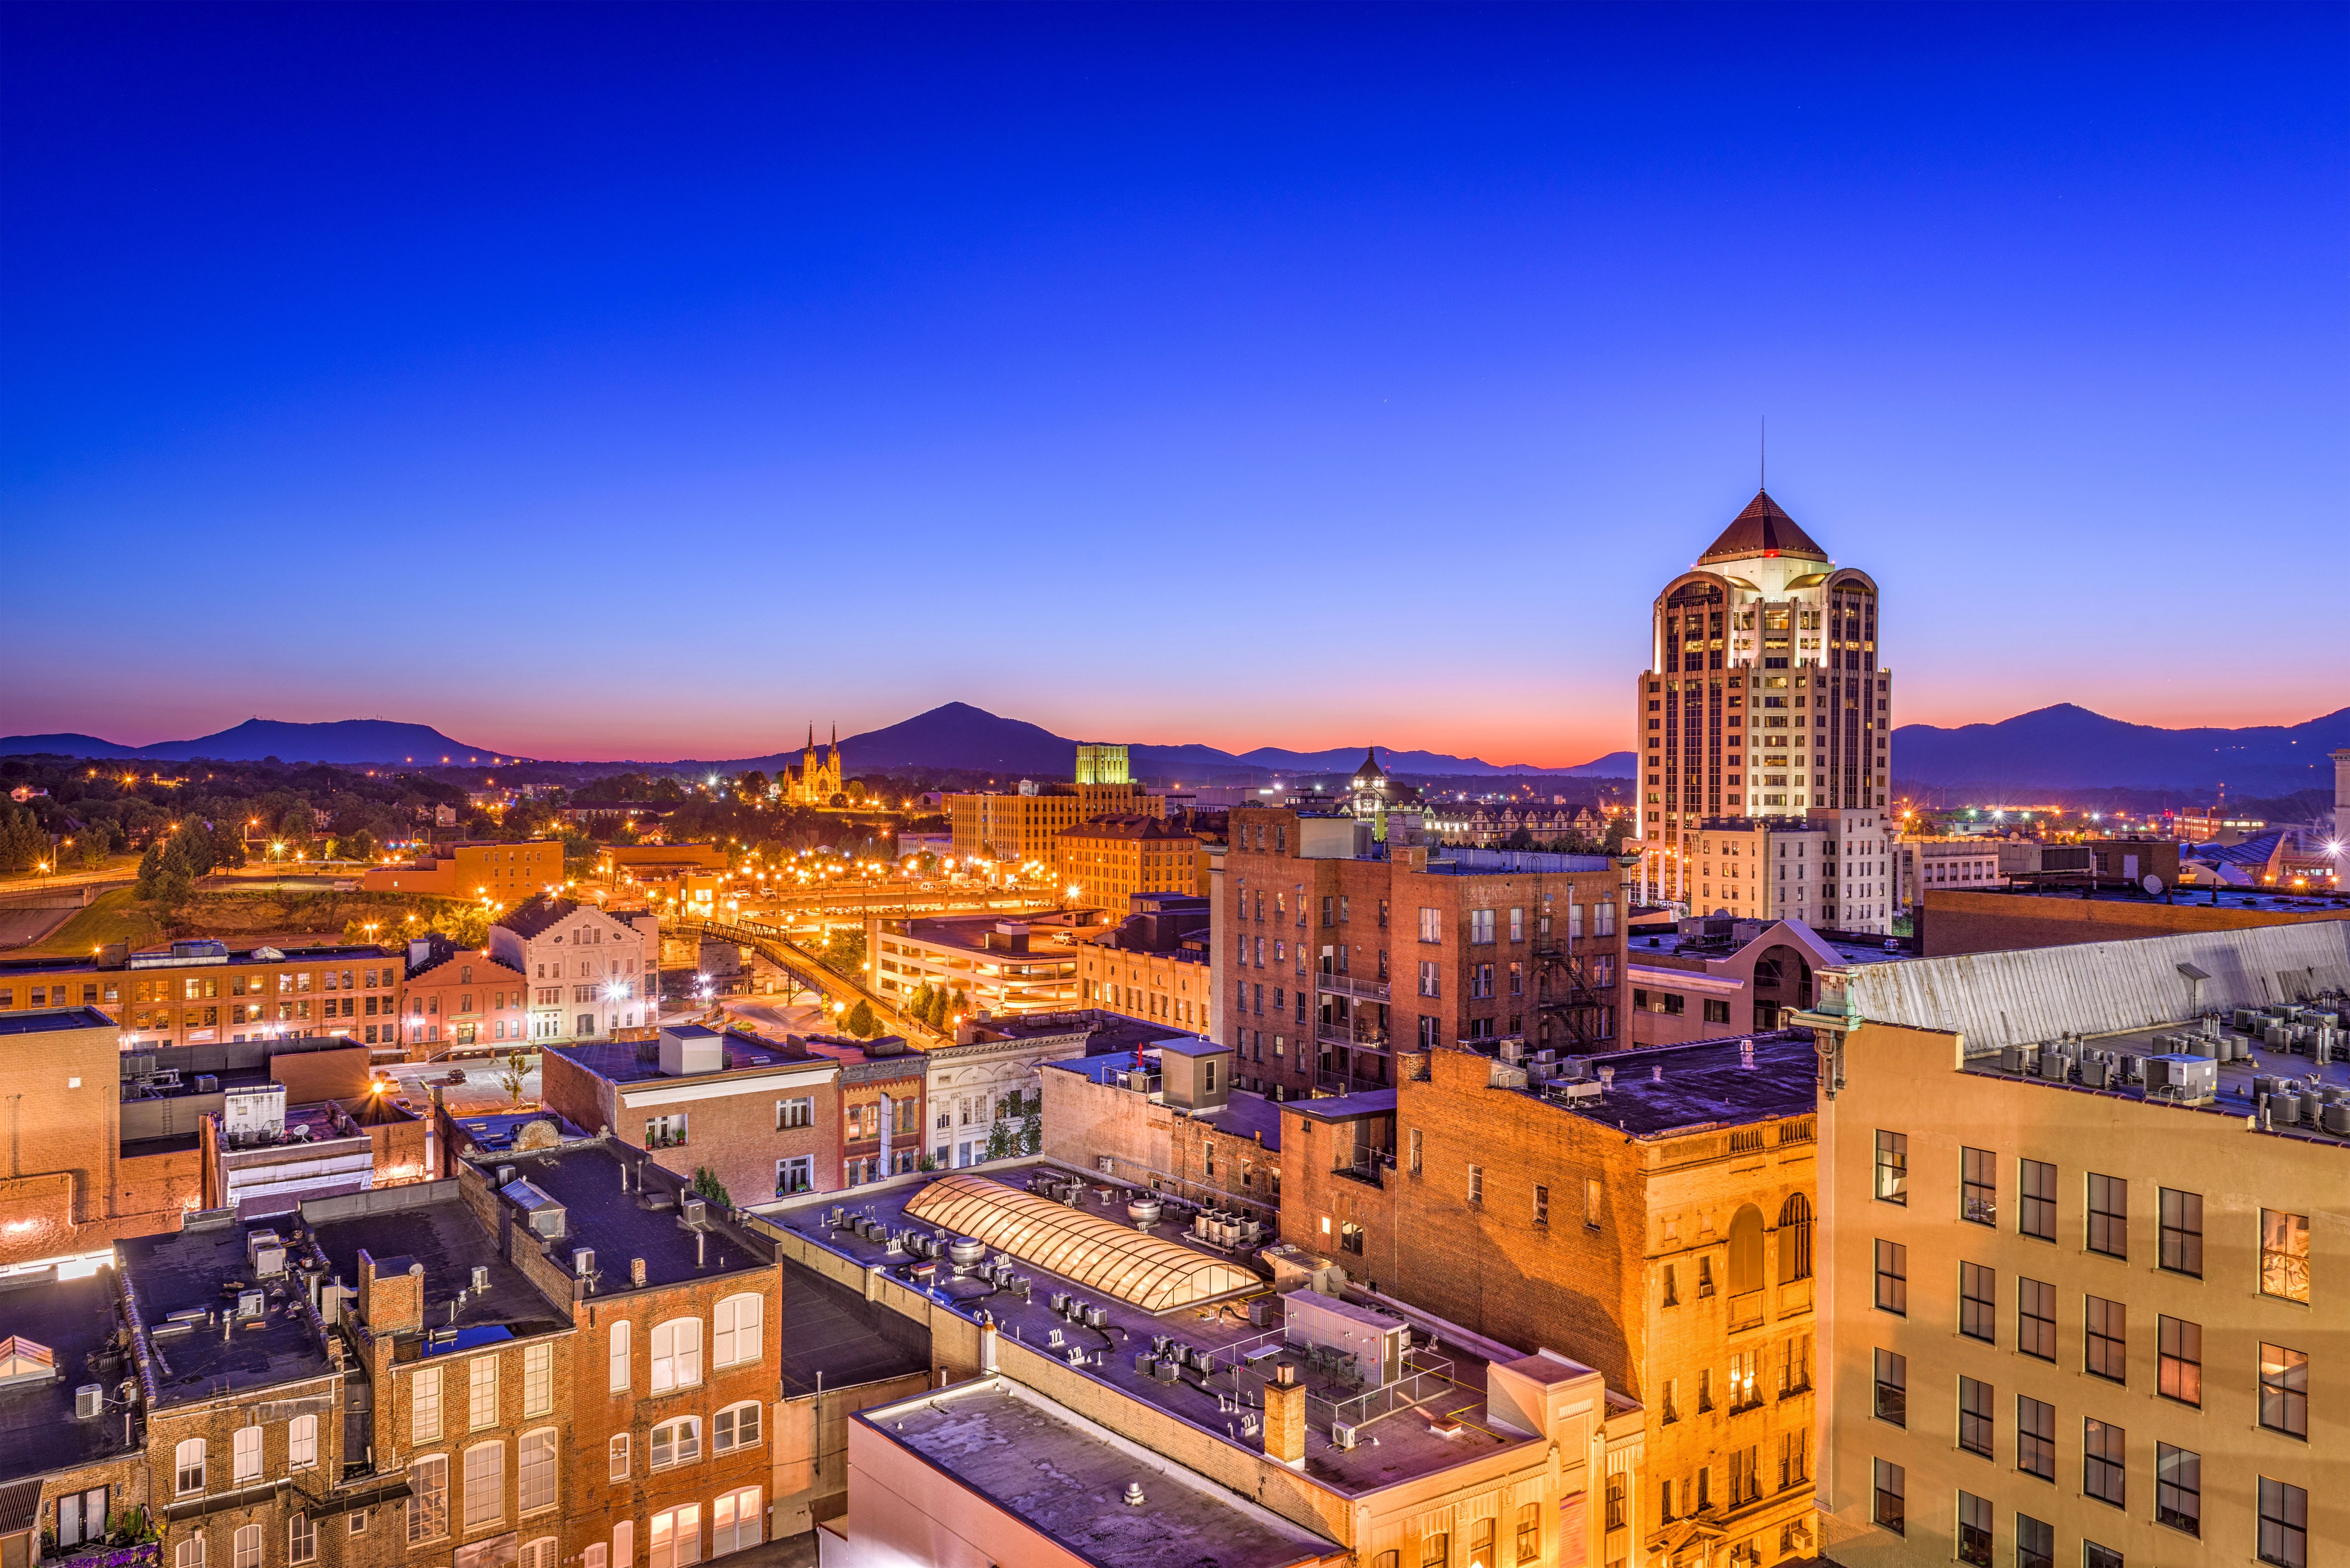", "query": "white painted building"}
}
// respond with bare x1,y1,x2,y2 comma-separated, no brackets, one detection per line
489,894,660,1042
